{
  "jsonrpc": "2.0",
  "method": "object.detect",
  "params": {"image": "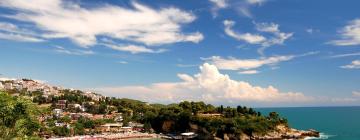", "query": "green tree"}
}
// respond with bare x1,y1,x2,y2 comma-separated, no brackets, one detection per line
0,91,41,139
